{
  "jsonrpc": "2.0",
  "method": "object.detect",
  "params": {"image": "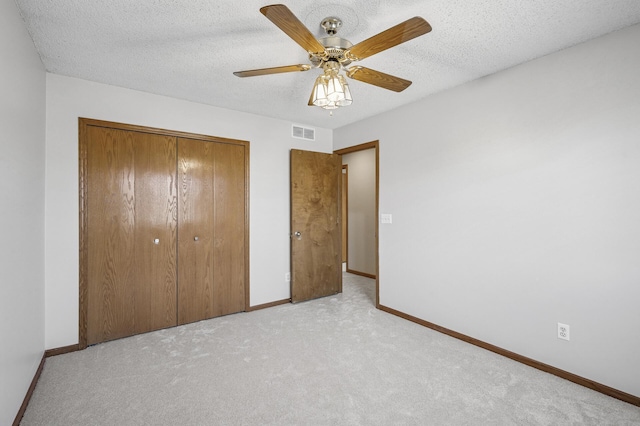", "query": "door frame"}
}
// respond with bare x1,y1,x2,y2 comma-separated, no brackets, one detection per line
341,164,348,265
78,118,250,349
334,140,380,308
